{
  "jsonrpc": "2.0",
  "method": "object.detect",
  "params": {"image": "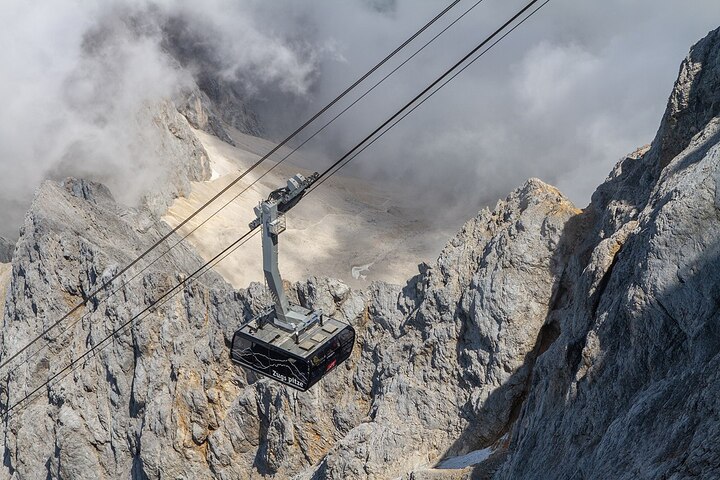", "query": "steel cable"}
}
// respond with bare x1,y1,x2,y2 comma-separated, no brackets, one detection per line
1,0,550,417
